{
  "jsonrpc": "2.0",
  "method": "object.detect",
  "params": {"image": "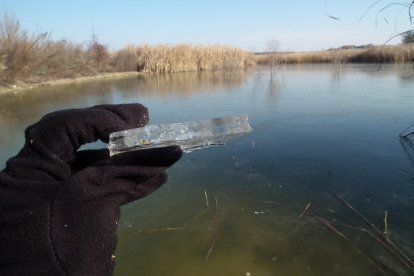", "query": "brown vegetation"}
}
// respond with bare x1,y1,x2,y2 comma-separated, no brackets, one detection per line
116,44,255,73
0,13,253,86
1,12,413,88
256,44,414,65
0,13,106,85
